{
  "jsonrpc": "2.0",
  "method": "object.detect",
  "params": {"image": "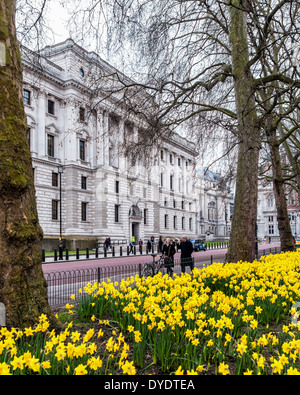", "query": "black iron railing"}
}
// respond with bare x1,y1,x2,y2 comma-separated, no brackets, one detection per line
45,247,285,307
